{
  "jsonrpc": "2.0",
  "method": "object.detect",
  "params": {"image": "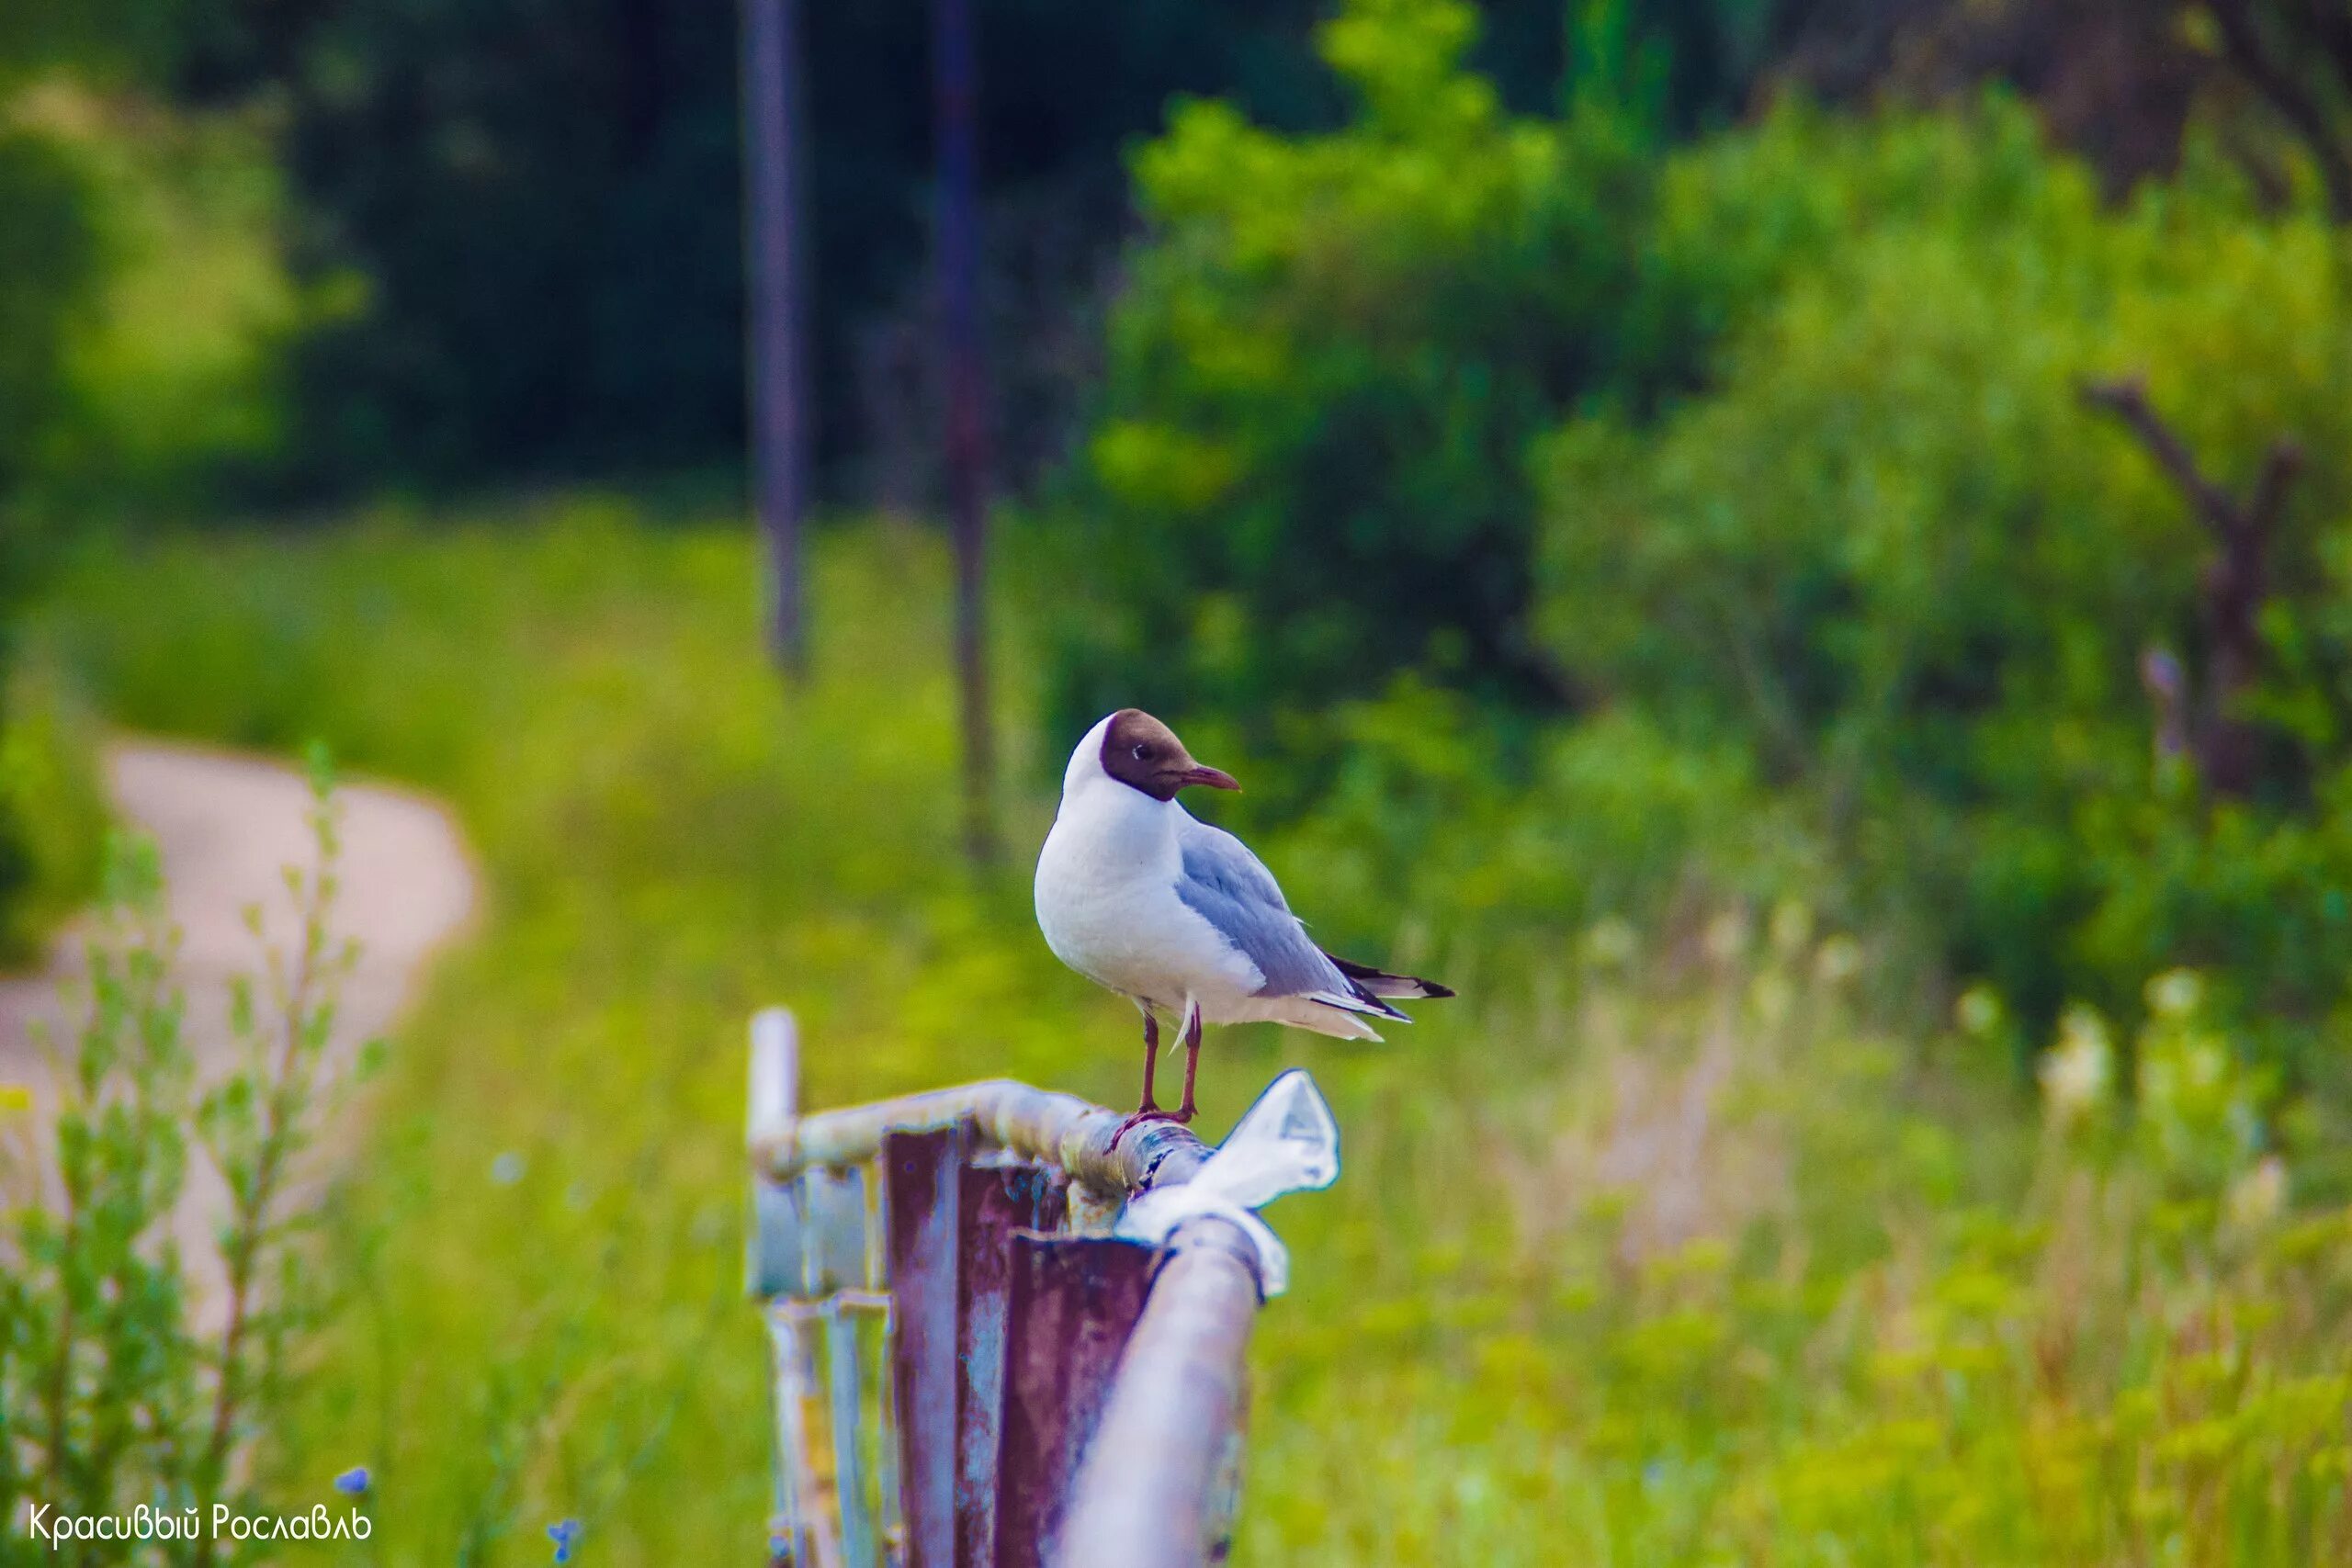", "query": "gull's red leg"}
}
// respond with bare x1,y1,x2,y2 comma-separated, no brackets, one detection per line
1114,1010,1177,1141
